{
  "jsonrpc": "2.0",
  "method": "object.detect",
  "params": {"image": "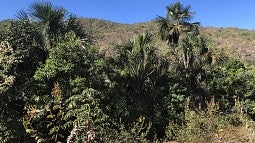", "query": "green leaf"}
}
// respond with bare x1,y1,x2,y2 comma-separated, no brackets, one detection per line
49,126,57,135
47,114,54,119
25,129,34,133
53,105,60,110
